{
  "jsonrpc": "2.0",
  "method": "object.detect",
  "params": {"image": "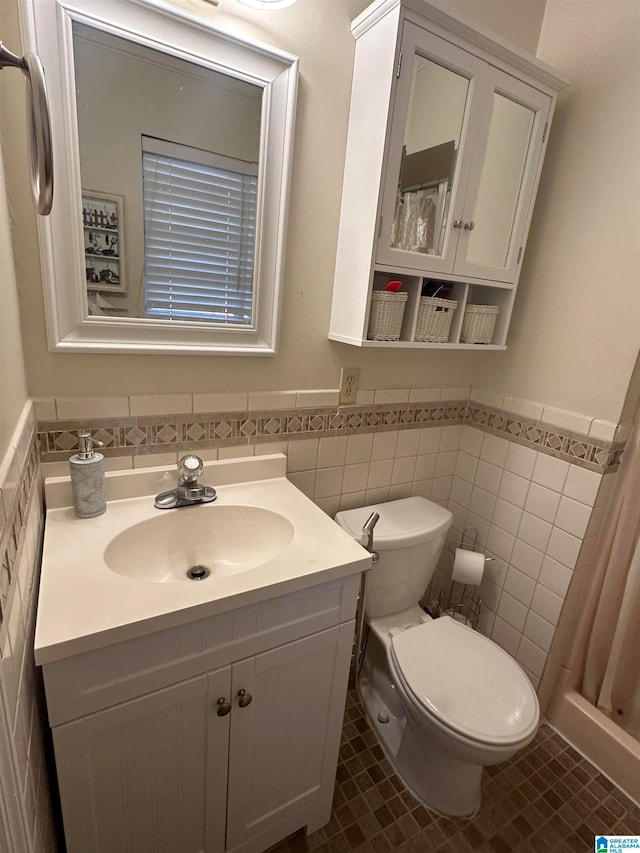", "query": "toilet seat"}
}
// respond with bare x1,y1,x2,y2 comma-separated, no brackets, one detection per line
389,616,539,746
